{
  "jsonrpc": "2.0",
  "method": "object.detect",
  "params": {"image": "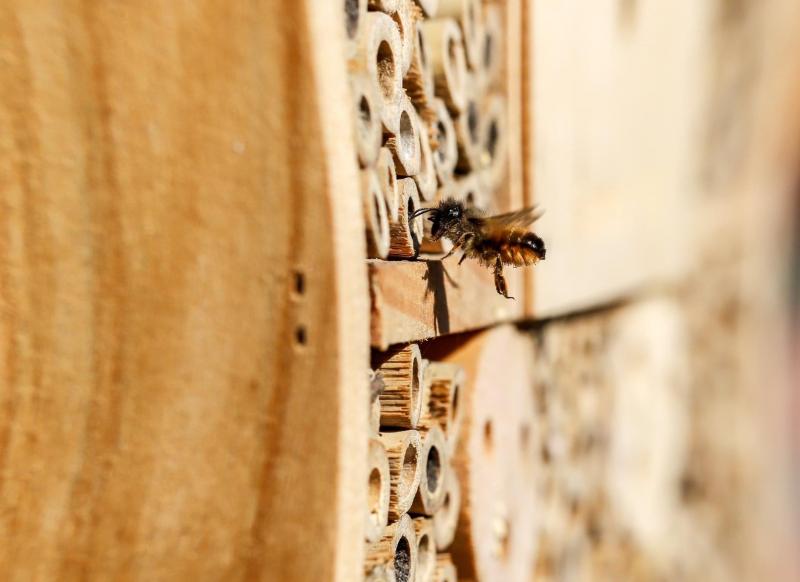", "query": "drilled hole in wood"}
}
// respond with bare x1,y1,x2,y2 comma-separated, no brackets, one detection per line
368,467,382,524
467,101,479,144
293,270,305,296
443,492,451,512
377,41,396,100
358,94,372,130
345,0,359,39
295,326,307,346
483,419,493,452
483,33,493,70
426,445,441,493
394,536,412,582
466,191,476,205
418,533,432,577
436,121,447,163
400,442,418,495
487,119,499,159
